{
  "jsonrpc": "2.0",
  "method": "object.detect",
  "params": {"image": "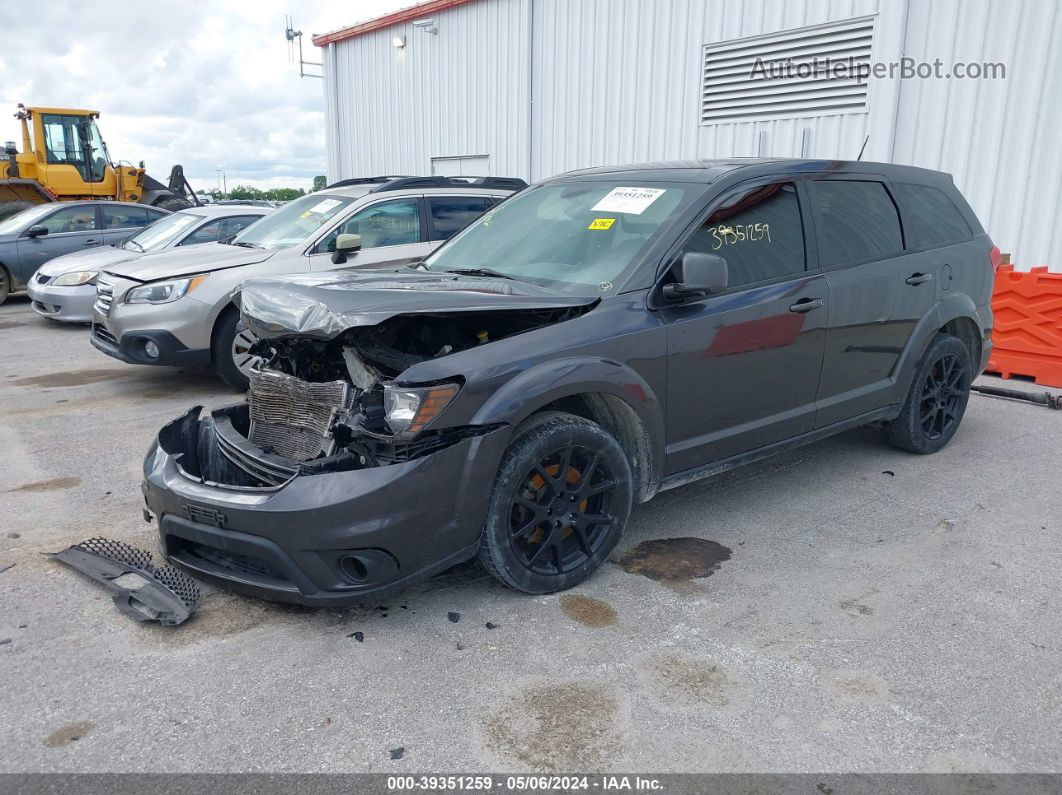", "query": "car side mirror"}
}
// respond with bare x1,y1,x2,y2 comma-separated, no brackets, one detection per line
661,251,728,302
331,233,362,265
25,224,48,238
